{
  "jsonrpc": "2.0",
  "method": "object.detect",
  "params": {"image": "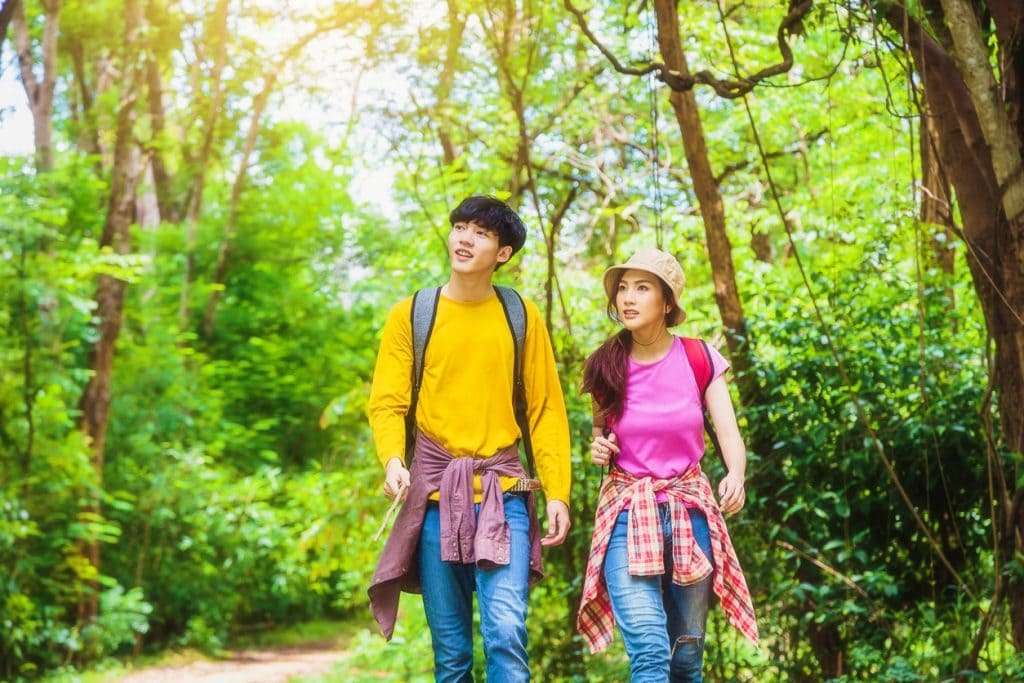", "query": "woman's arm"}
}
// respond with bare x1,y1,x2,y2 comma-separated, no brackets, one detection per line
705,375,747,514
